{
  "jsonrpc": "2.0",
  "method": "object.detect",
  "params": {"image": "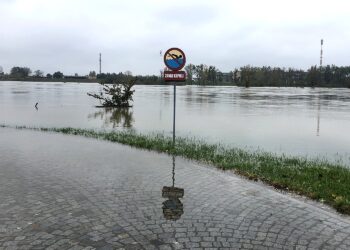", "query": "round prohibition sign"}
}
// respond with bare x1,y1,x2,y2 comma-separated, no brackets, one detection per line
163,48,186,71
